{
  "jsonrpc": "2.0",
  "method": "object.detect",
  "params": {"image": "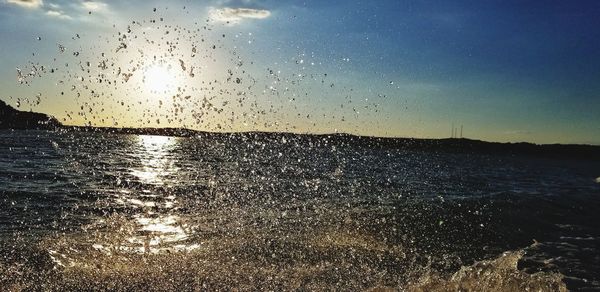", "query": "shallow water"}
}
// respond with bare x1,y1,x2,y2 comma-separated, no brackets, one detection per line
1,130,599,290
